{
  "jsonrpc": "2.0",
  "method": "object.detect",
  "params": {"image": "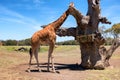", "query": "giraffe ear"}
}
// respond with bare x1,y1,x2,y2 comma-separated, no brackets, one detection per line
69,2,74,7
